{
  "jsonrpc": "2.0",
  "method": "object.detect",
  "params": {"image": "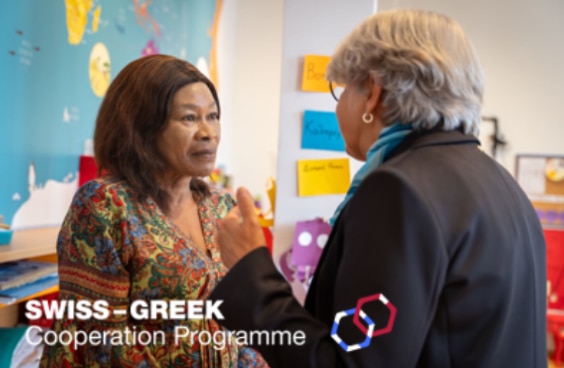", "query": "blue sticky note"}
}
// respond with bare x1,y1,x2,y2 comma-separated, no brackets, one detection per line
301,110,345,152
